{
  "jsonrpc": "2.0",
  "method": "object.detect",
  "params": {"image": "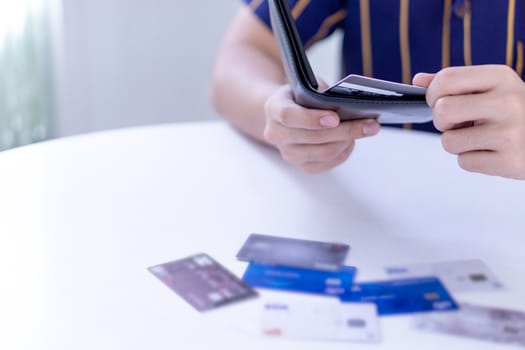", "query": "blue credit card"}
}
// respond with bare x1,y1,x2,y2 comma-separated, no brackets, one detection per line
339,277,458,316
242,262,357,296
